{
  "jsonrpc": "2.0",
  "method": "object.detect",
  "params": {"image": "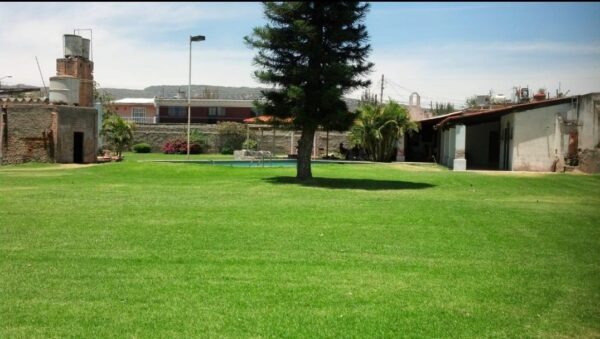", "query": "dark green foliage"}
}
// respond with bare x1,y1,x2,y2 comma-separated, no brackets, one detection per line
351,100,419,162
431,102,455,116
216,122,251,153
132,143,152,153
245,1,373,179
100,115,135,159
242,139,258,150
189,129,209,148
220,145,235,155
